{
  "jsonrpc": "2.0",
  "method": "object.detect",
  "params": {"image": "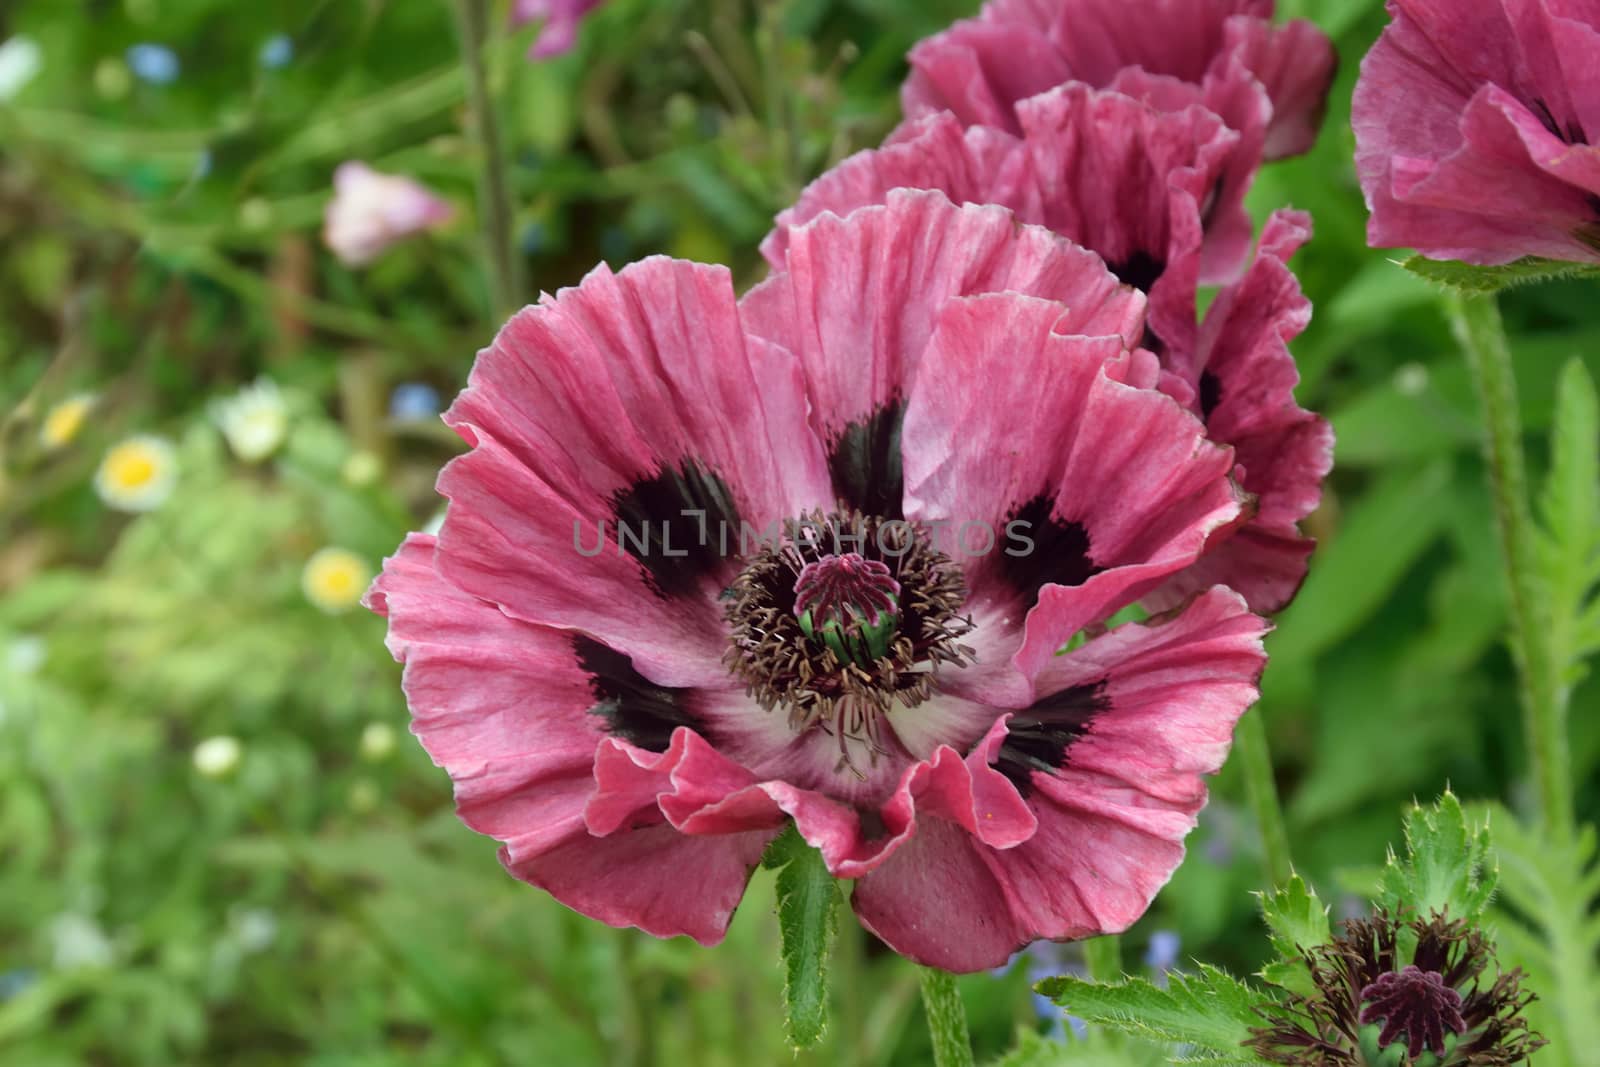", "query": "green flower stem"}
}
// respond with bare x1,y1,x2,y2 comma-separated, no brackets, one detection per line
452,0,524,322
1083,934,1122,982
1447,292,1574,840
918,967,974,1067
1236,708,1293,887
